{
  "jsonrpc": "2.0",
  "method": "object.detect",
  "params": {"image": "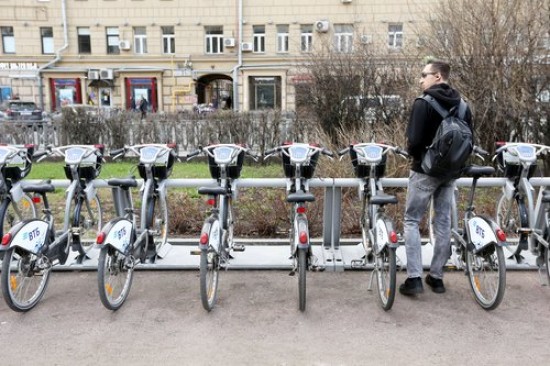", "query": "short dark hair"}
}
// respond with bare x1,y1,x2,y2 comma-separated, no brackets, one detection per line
426,59,451,81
